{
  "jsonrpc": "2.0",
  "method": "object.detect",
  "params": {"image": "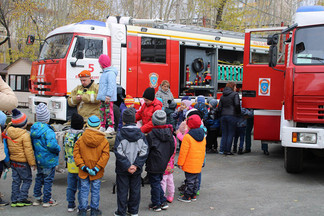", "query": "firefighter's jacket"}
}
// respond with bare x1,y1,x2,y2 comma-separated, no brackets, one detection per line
68,81,100,120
